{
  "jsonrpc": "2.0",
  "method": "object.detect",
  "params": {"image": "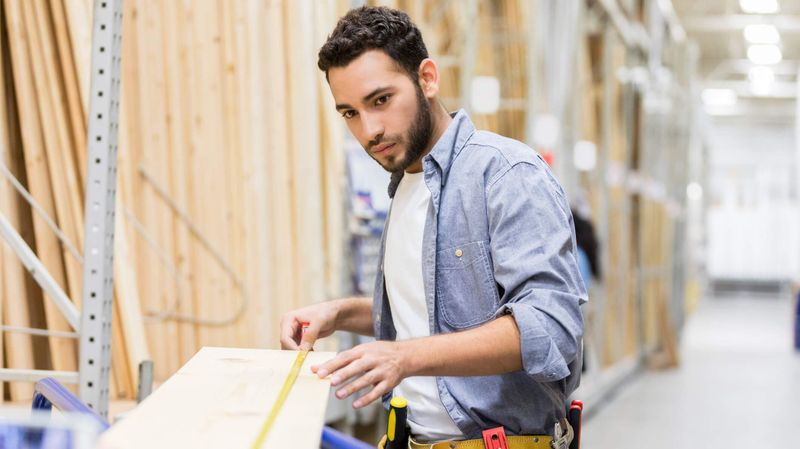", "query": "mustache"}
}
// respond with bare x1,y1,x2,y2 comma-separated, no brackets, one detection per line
367,136,400,151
